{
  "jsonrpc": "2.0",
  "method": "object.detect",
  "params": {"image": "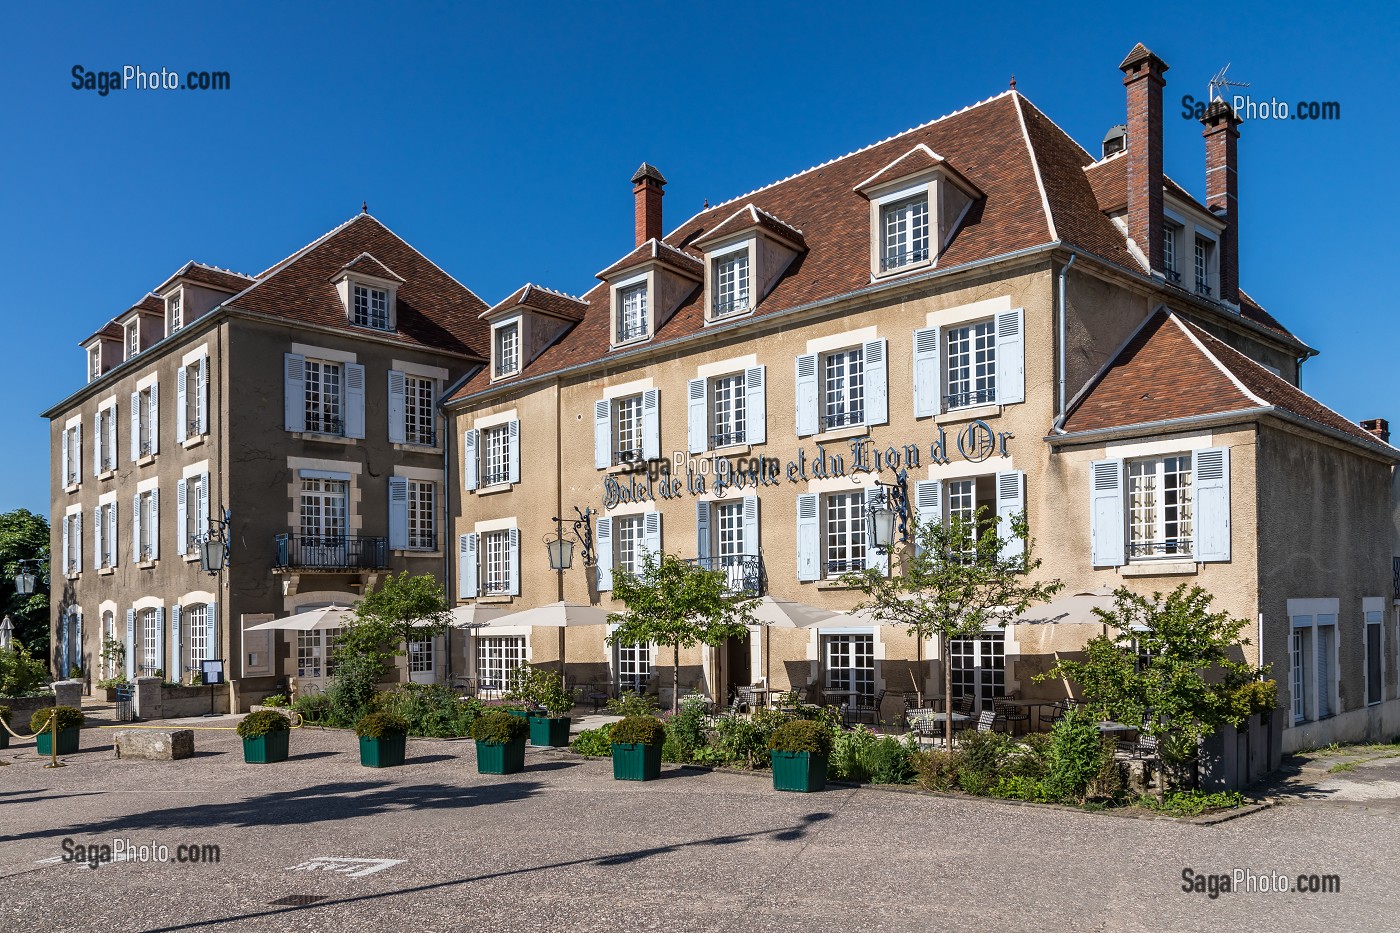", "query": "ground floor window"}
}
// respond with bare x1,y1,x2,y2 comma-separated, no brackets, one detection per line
1291,628,1308,724
102,610,116,678
950,631,1005,712
297,630,328,679
139,607,160,675
185,604,208,674
616,640,652,692
1290,610,1337,724
824,634,874,701
408,639,435,675
1366,612,1383,706
478,636,527,692
823,492,866,577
